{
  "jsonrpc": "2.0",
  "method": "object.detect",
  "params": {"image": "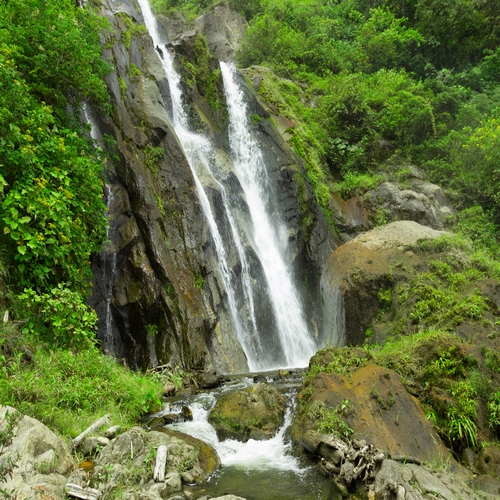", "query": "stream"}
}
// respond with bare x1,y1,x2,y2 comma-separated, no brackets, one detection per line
148,373,365,500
